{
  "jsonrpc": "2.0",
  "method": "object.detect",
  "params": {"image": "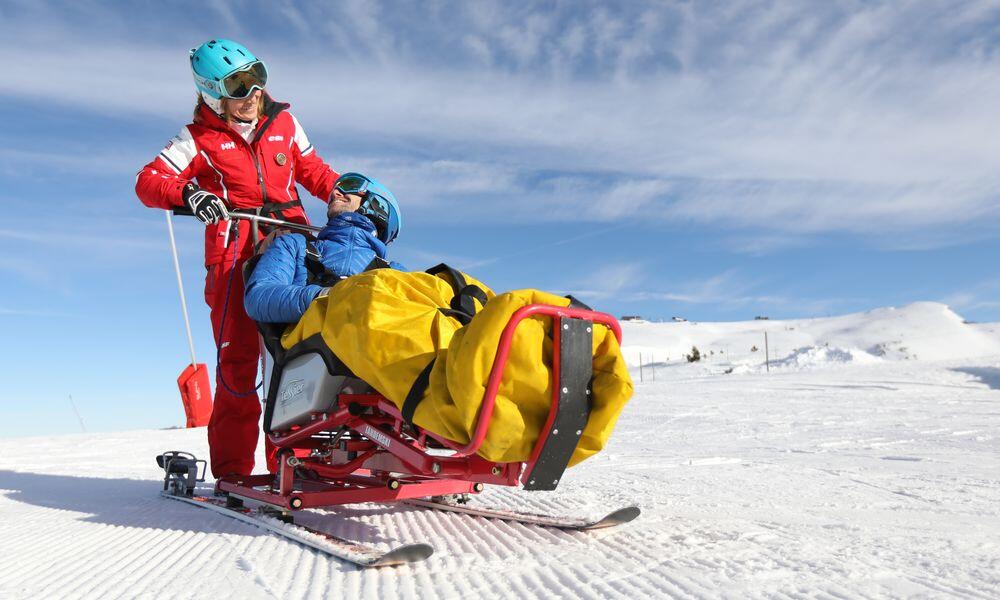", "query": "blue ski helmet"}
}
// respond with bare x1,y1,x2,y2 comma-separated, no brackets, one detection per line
333,173,403,244
190,39,268,99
